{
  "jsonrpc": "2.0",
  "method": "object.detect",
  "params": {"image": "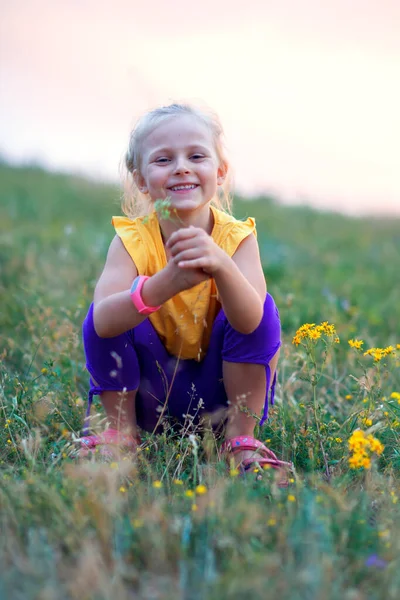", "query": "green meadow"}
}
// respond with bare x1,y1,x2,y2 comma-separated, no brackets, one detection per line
1,161,399,599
